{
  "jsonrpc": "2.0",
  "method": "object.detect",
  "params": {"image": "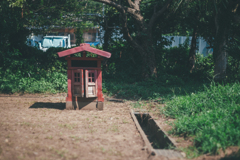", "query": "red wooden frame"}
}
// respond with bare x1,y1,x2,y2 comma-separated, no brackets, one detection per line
58,43,111,58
